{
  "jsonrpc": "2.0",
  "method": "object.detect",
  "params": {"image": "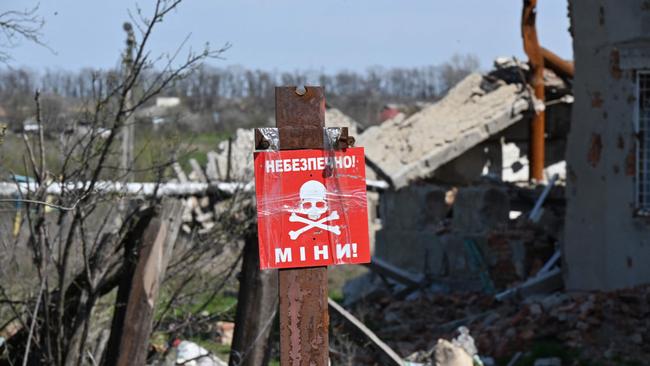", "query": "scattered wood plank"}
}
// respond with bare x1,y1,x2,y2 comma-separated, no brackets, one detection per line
113,199,183,366
229,229,278,366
